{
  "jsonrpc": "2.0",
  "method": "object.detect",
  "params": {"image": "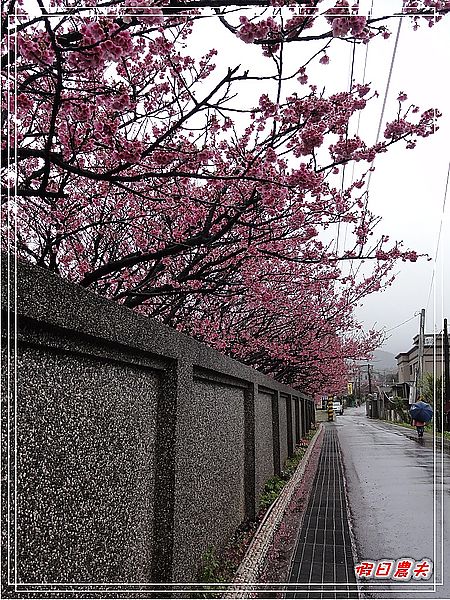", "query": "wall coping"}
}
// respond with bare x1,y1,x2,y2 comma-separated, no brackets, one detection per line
1,254,310,400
